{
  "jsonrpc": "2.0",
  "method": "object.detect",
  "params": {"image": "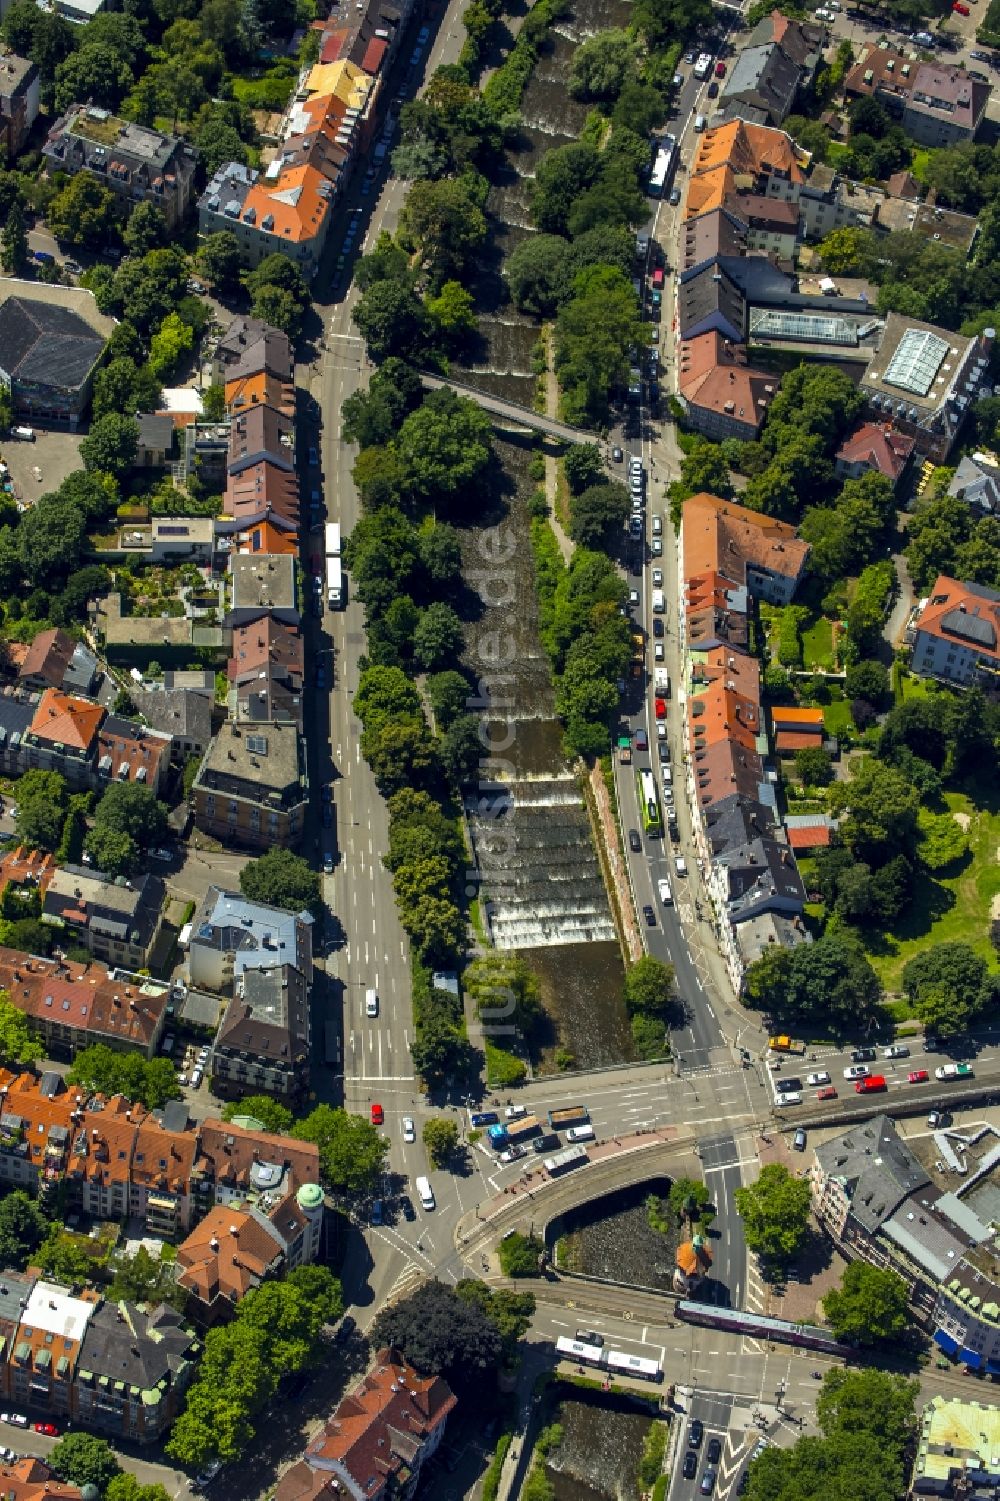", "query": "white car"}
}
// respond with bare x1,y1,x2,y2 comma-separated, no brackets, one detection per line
654,641,665,661
652,568,663,587
1,1414,27,1428
805,1071,831,1087
674,854,687,876
505,1105,527,1119
843,1064,869,1081
402,1116,416,1142
883,1044,910,1059
657,722,667,740
651,537,663,555
935,1064,958,1080
774,1092,802,1107
814,6,835,19
176,1072,189,1087
658,877,673,905
190,1067,203,1088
